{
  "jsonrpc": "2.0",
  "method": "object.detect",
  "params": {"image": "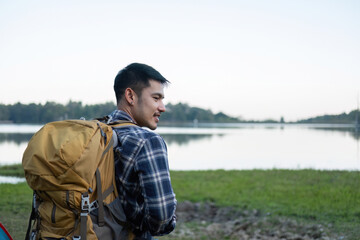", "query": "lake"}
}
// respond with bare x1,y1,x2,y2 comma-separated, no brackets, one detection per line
0,123,359,172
